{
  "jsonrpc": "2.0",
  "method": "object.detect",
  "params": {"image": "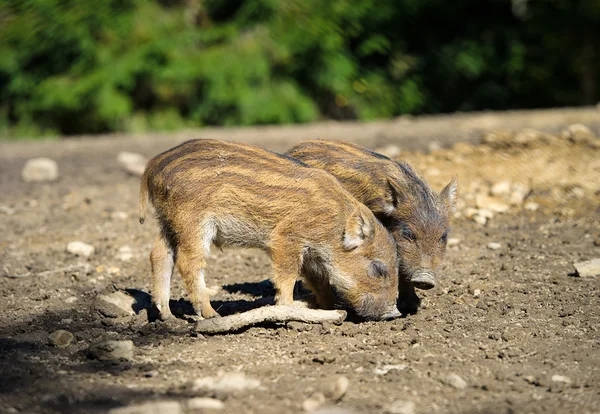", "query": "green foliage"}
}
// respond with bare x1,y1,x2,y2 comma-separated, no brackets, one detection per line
0,0,598,138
